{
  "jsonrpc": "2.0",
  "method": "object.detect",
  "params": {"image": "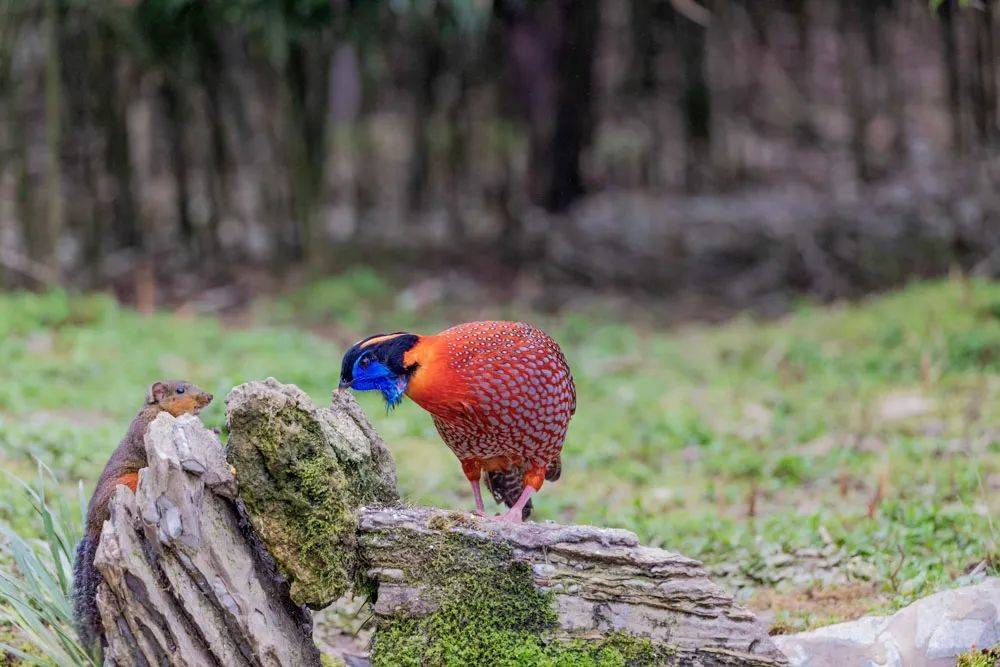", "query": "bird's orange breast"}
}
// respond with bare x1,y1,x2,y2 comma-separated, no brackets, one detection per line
403,321,576,467
403,334,470,416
